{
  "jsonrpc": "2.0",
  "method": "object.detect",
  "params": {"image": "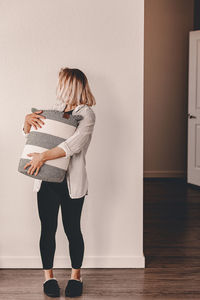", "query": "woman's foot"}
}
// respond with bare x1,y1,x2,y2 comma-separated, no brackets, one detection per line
65,278,83,297
43,278,60,298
